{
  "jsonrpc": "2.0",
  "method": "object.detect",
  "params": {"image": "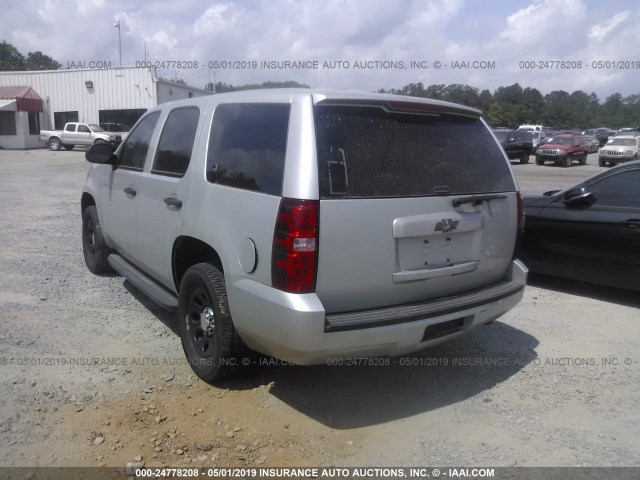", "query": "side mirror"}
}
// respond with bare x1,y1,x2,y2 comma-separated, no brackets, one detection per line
563,186,595,207
85,143,116,165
